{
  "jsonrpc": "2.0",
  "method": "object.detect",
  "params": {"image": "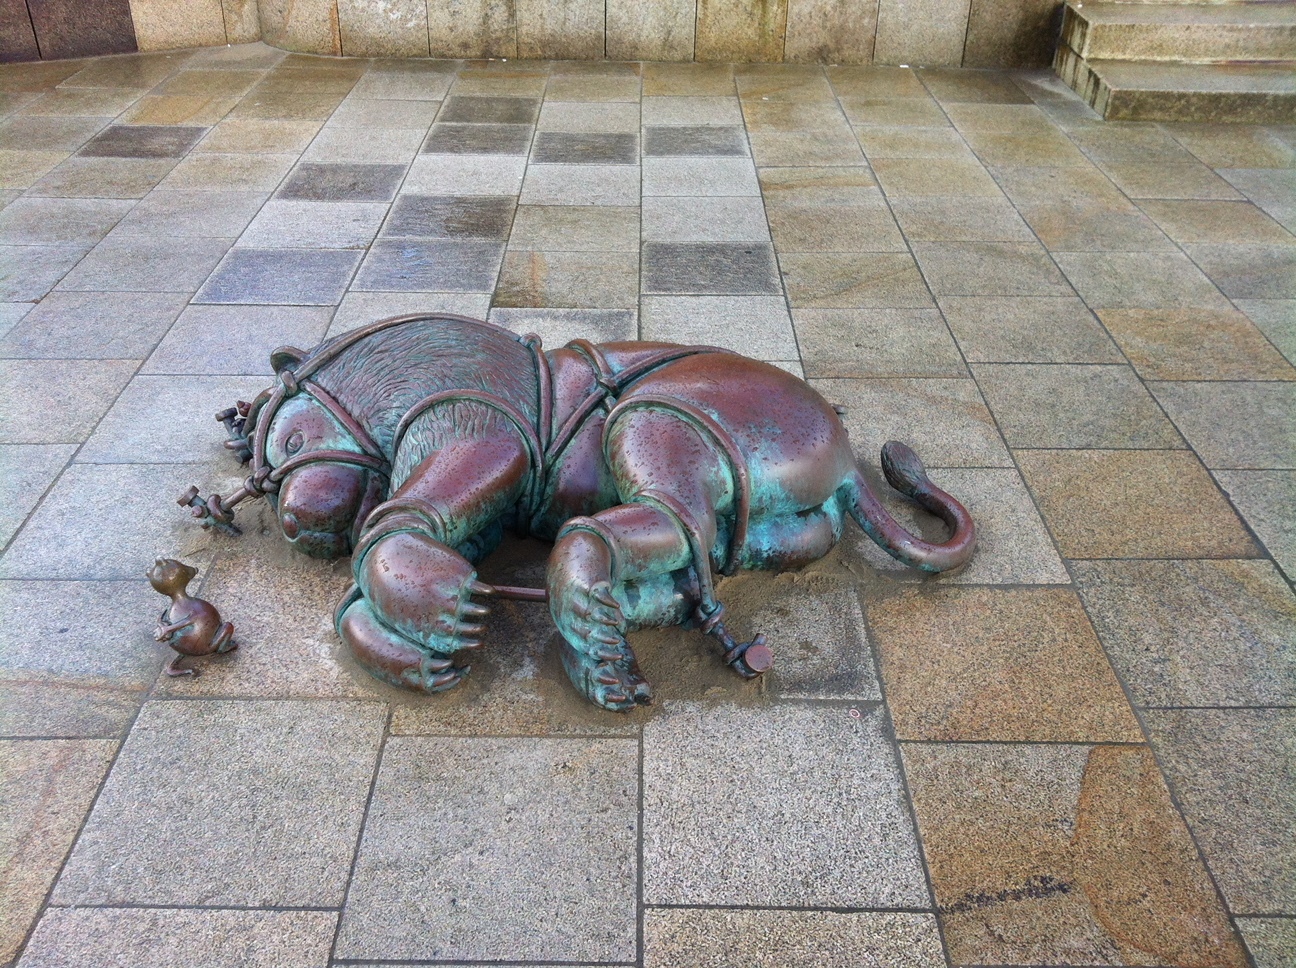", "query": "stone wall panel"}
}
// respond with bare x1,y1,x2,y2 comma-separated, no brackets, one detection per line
875,0,971,65
338,0,429,56
517,0,604,59
428,0,517,59
130,0,227,51
607,0,695,61
697,0,789,62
